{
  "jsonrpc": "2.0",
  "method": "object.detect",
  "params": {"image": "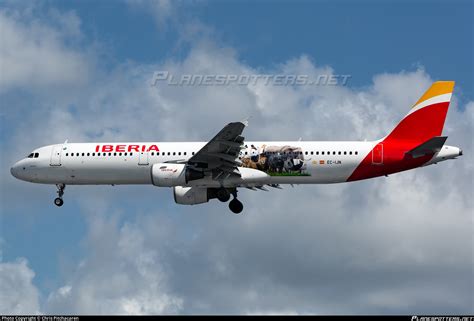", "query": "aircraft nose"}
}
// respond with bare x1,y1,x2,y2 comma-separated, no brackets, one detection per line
10,161,24,179
10,164,18,178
